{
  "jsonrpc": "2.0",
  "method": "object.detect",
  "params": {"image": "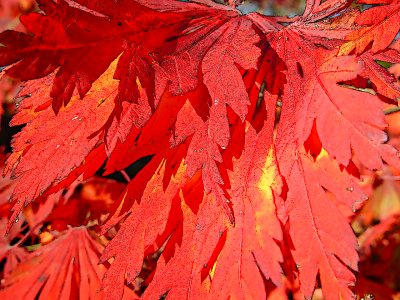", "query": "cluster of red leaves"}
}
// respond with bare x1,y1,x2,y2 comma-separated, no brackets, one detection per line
0,0,399,299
